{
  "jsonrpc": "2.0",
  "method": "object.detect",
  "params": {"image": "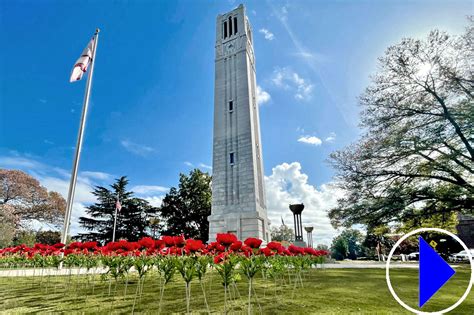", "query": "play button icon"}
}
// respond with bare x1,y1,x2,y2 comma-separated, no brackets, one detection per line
419,236,456,307
386,228,473,314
